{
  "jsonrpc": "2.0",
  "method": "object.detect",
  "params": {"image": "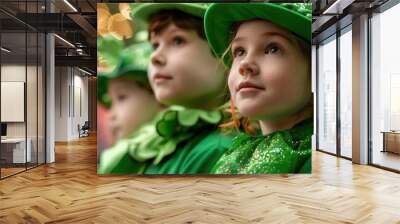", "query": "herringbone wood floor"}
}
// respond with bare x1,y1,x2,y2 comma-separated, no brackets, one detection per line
1,134,400,223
